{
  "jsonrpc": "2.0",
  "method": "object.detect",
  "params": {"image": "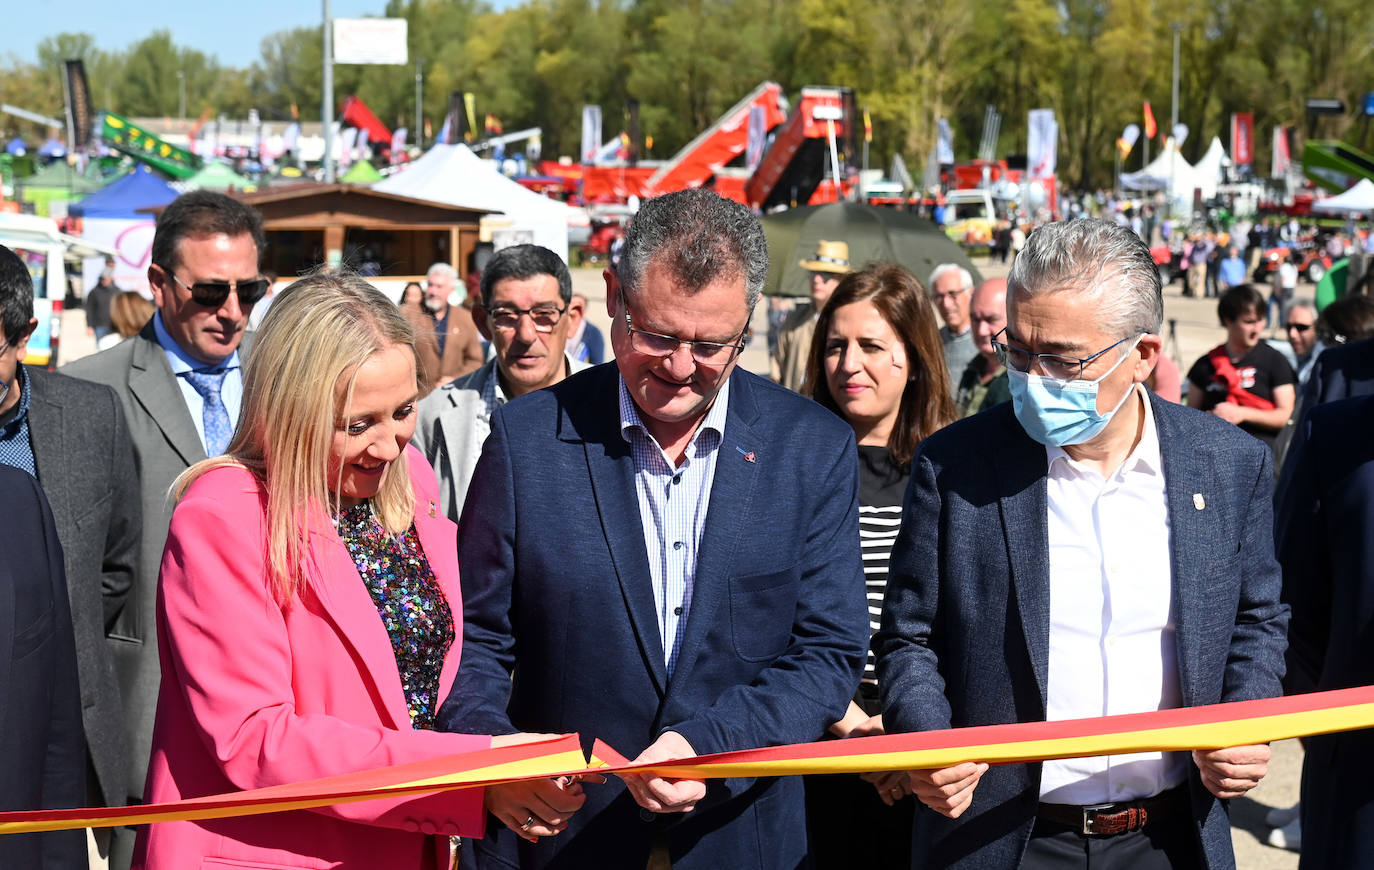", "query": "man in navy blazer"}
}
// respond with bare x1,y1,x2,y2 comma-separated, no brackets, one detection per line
440,189,869,869
1275,393,1374,869
0,464,85,867
876,219,1288,870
